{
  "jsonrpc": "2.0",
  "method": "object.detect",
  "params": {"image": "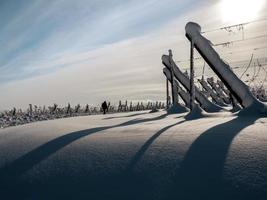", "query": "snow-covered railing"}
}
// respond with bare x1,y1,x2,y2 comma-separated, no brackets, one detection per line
162,54,223,112
198,77,226,106
206,77,230,105
185,22,267,113
176,82,190,108
163,67,190,108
